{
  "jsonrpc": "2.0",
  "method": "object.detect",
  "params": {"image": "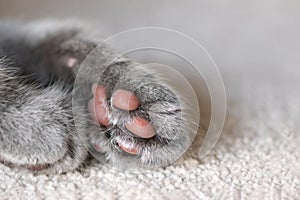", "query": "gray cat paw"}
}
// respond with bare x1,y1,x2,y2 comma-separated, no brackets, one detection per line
83,64,195,170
